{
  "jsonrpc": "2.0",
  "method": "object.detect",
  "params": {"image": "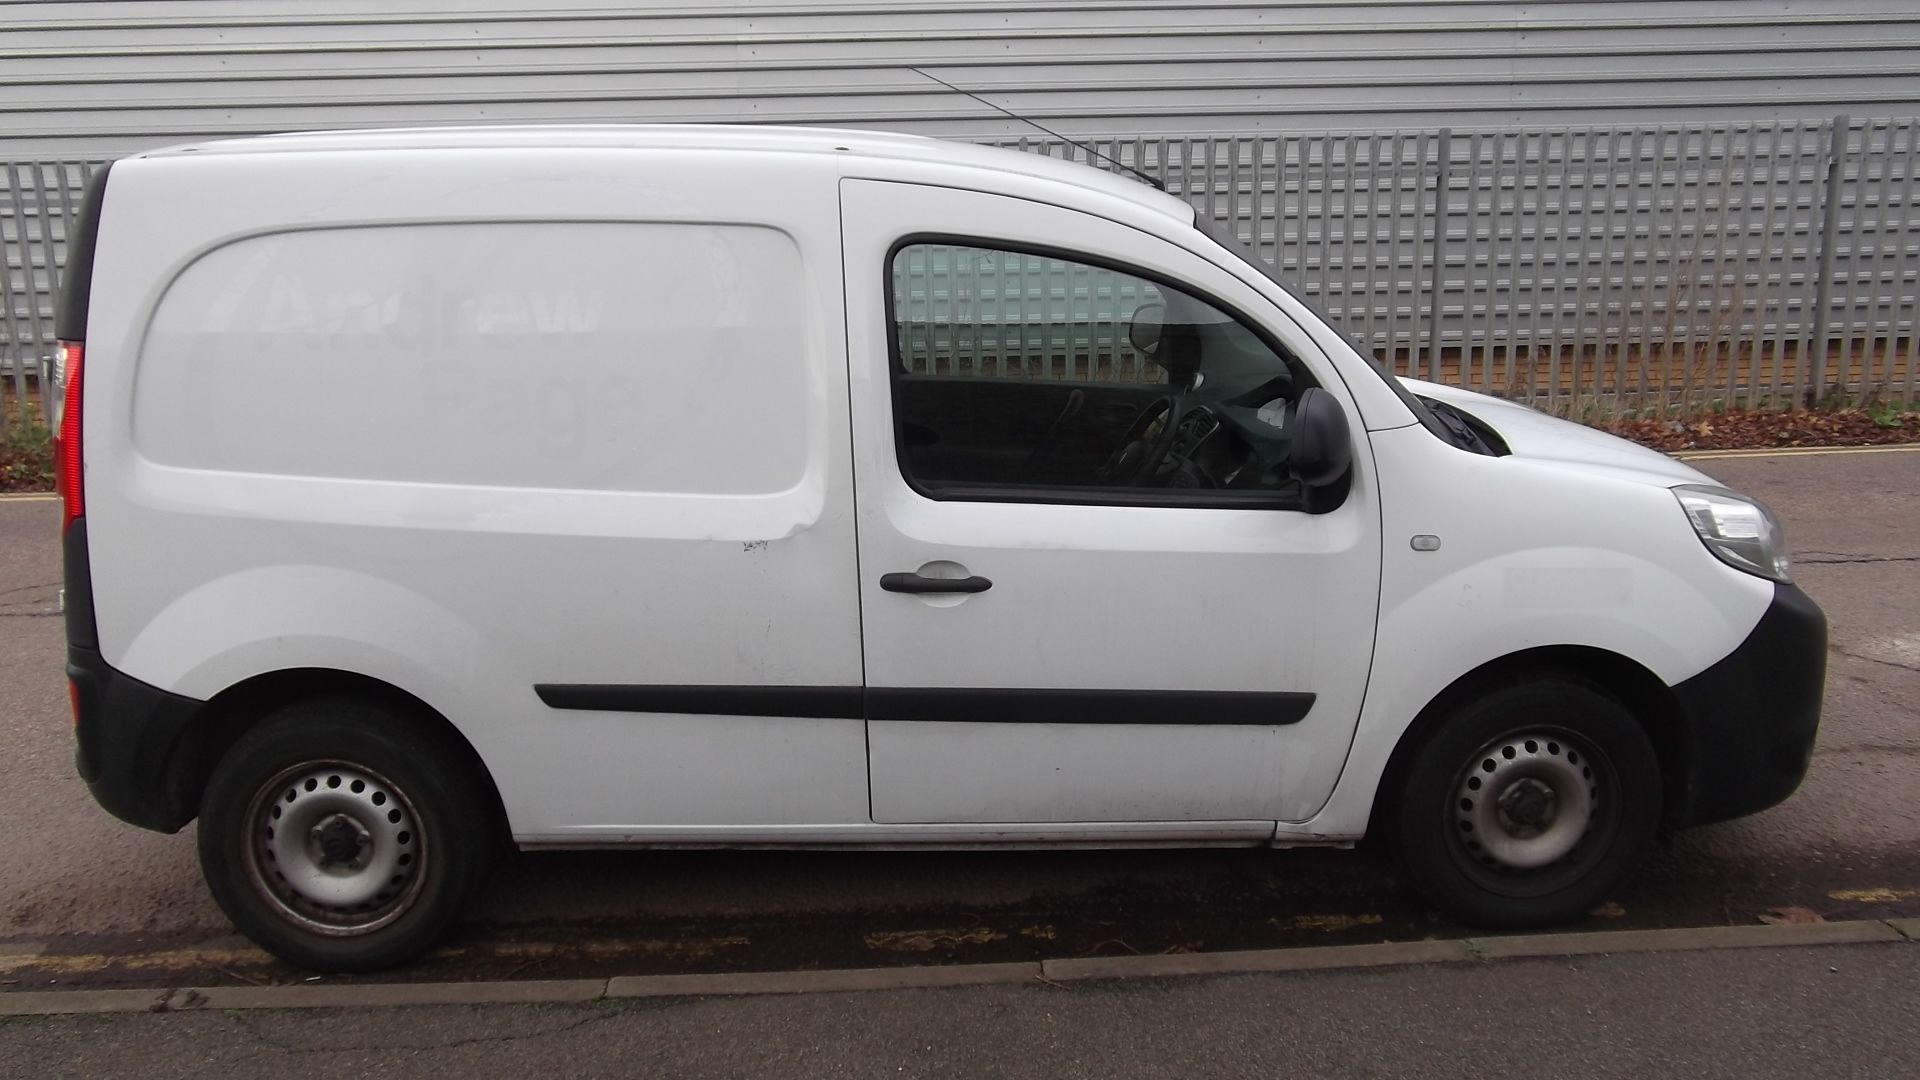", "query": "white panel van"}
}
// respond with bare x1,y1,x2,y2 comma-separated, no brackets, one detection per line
53,126,1825,971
